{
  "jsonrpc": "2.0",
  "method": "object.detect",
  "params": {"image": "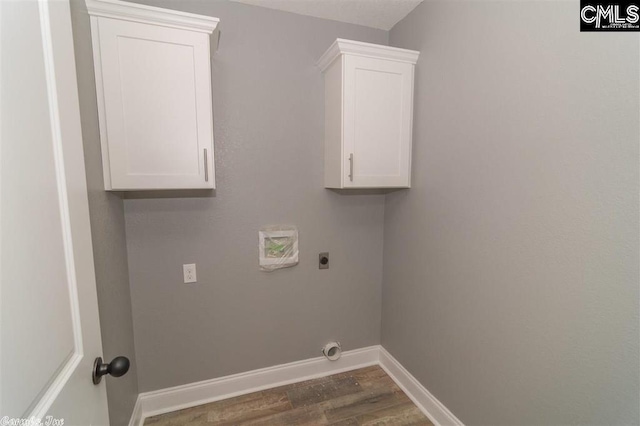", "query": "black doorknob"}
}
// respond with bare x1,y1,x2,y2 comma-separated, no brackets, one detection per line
92,356,130,385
